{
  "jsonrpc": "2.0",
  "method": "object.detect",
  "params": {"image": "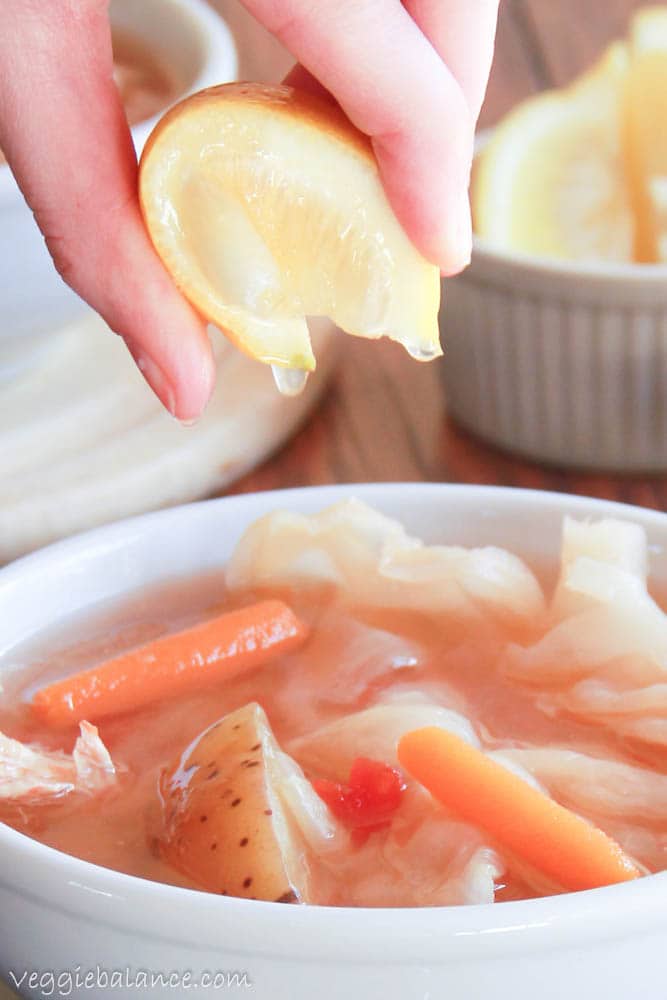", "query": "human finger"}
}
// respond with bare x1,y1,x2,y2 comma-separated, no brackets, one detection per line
0,0,215,420
244,0,474,272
